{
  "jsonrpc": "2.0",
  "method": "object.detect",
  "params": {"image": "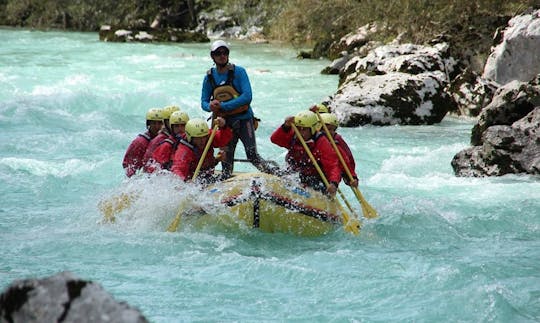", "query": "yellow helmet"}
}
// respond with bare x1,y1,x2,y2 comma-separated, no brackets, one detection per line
294,110,319,135
316,103,329,113
320,113,338,127
185,118,209,141
162,105,181,120
169,111,190,125
146,108,165,121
